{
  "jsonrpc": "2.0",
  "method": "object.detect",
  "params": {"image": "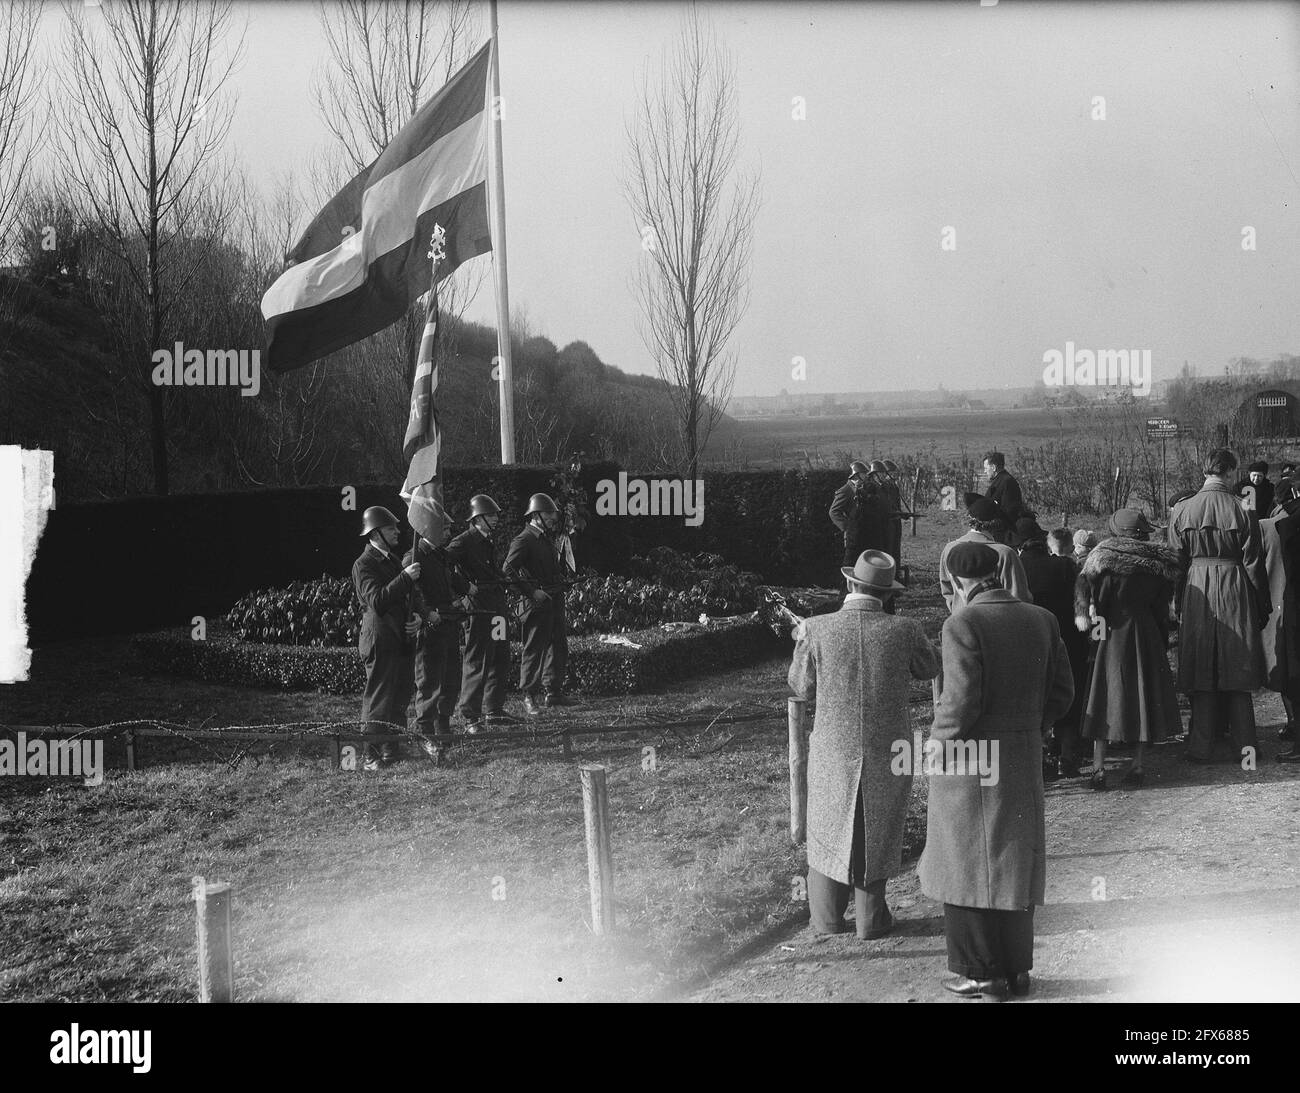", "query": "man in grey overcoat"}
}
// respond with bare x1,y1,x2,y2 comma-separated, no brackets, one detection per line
918,541,1074,1000
788,550,940,939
